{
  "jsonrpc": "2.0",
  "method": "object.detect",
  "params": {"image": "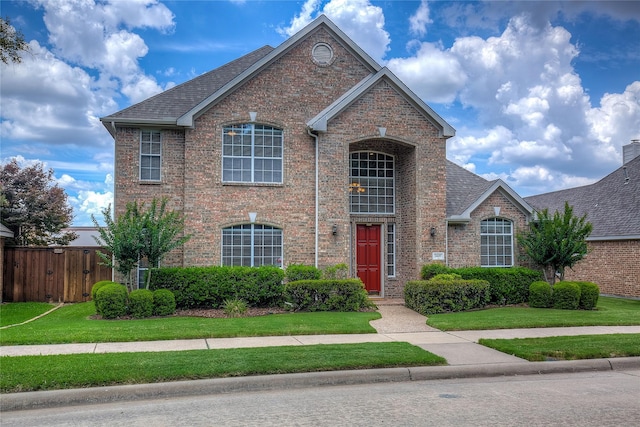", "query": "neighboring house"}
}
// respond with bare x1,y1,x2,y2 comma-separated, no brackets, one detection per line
525,153,640,298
